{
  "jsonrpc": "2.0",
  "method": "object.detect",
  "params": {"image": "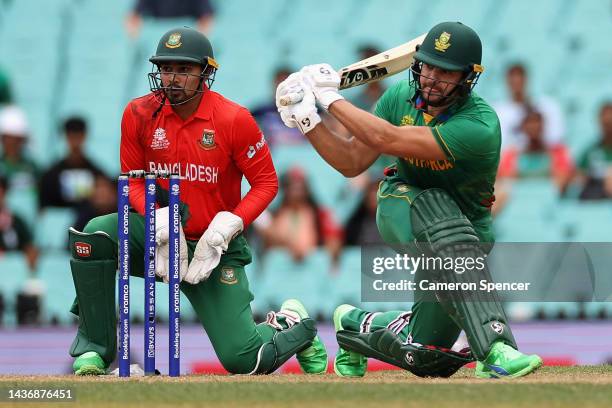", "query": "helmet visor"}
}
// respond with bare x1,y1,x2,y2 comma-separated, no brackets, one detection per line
148,63,217,105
